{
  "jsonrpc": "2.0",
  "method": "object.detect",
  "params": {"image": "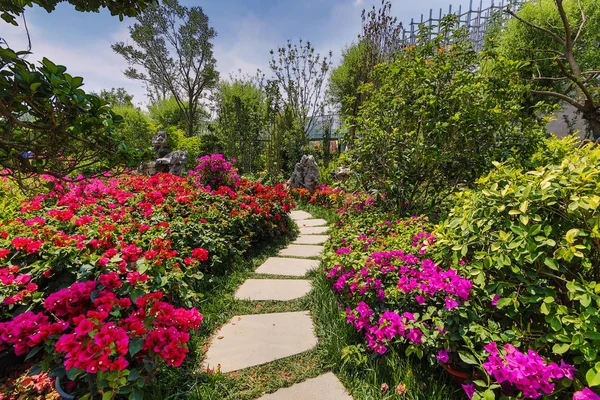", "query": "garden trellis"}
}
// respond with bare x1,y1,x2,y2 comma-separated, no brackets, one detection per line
400,0,524,51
